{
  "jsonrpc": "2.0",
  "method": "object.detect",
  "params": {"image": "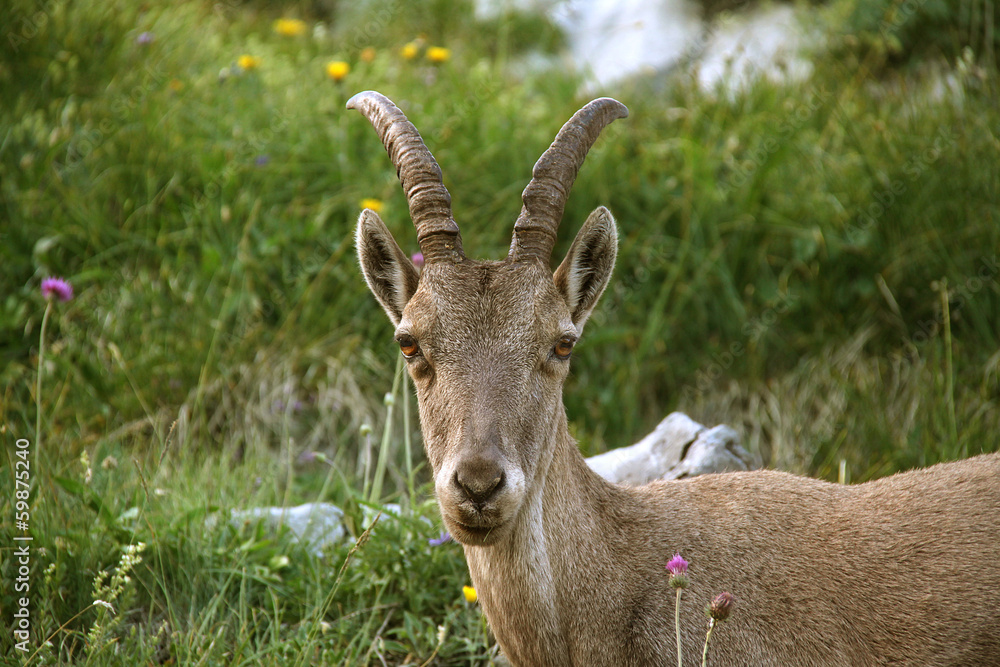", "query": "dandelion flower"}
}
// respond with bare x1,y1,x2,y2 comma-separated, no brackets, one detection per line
401,41,420,60
326,60,350,82
273,18,307,37
462,585,478,603
360,46,376,63
41,277,73,302
427,46,451,64
360,197,383,213
237,55,261,71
